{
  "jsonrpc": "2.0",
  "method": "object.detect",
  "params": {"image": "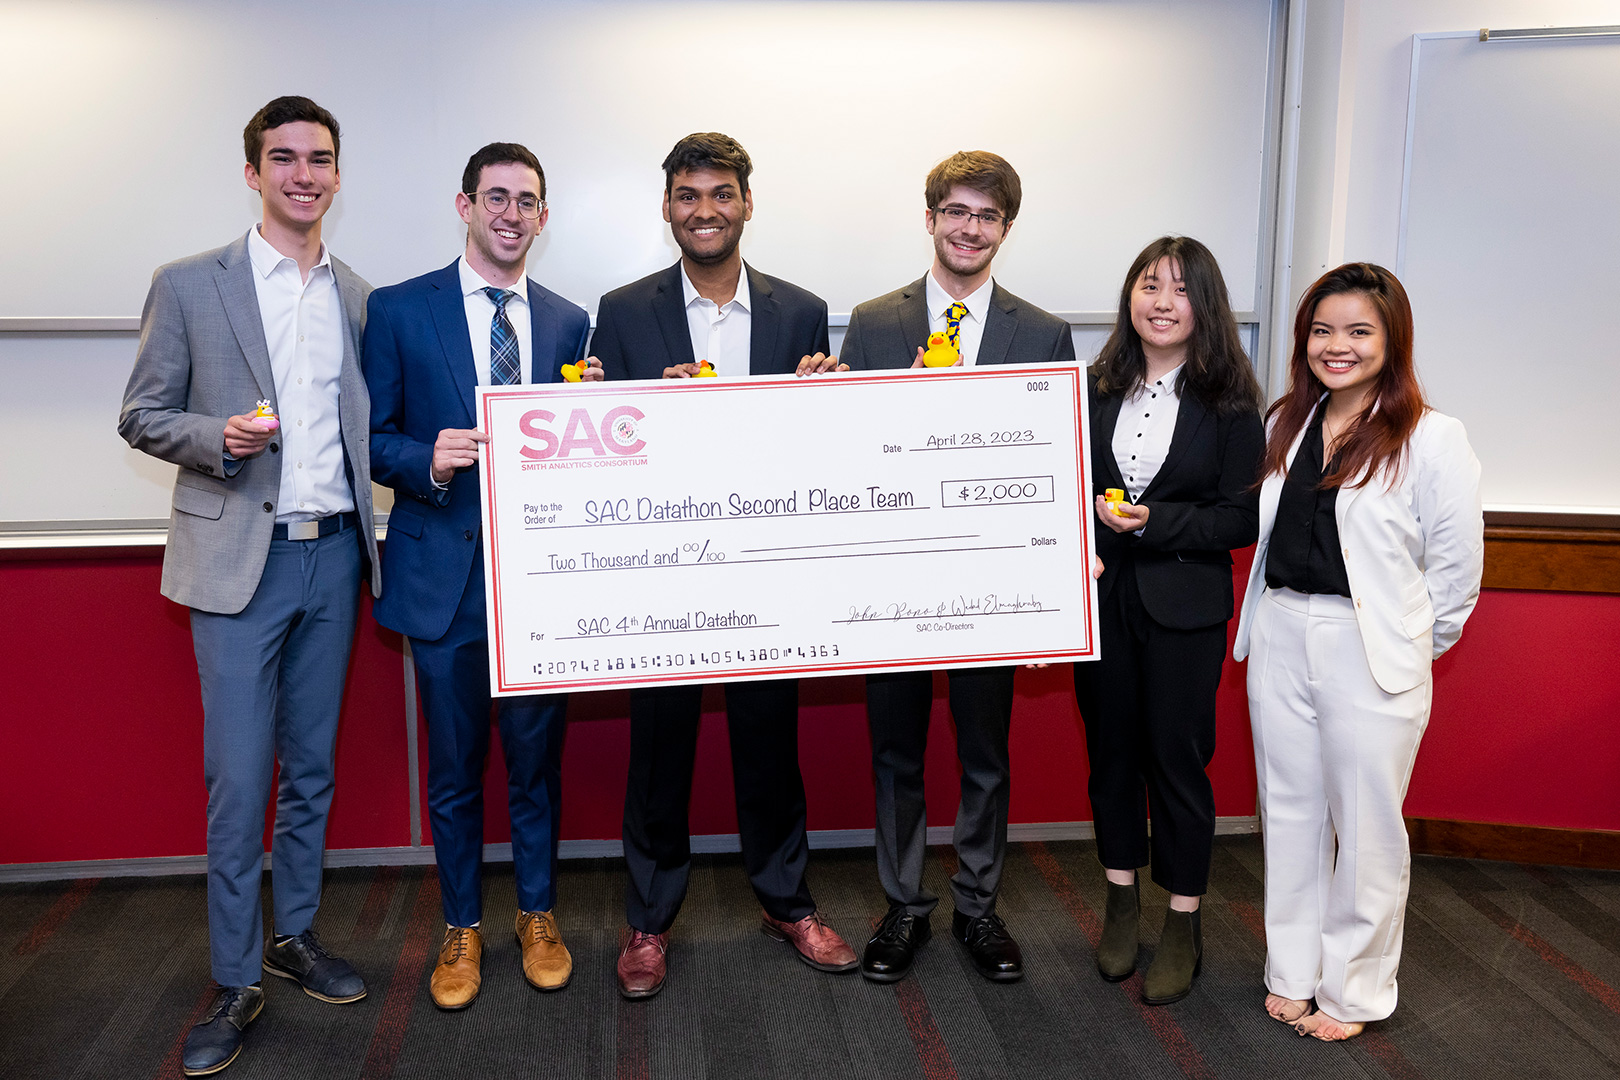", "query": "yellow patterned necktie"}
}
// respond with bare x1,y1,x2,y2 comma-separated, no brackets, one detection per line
945,301,967,349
